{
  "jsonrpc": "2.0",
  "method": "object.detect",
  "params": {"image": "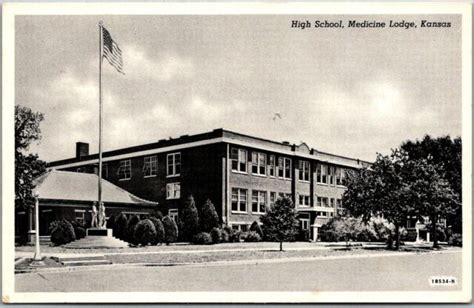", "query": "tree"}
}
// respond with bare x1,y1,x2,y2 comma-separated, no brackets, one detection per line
343,149,459,249
401,135,462,233
134,219,157,246
200,199,219,232
162,215,178,245
406,158,459,248
15,105,46,209
249,221,264,239
343,150,416,250
113,212,128,240
260,196,299,251
180,195,200,242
